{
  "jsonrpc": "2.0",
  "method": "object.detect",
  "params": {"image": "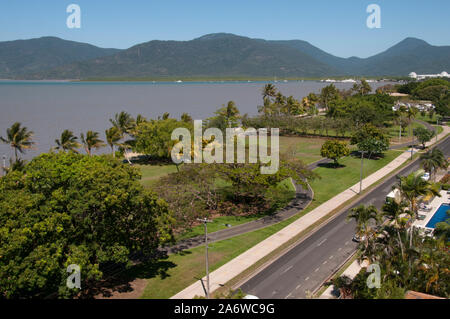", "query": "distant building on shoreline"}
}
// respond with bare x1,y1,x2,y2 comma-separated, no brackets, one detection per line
409,71,449,80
